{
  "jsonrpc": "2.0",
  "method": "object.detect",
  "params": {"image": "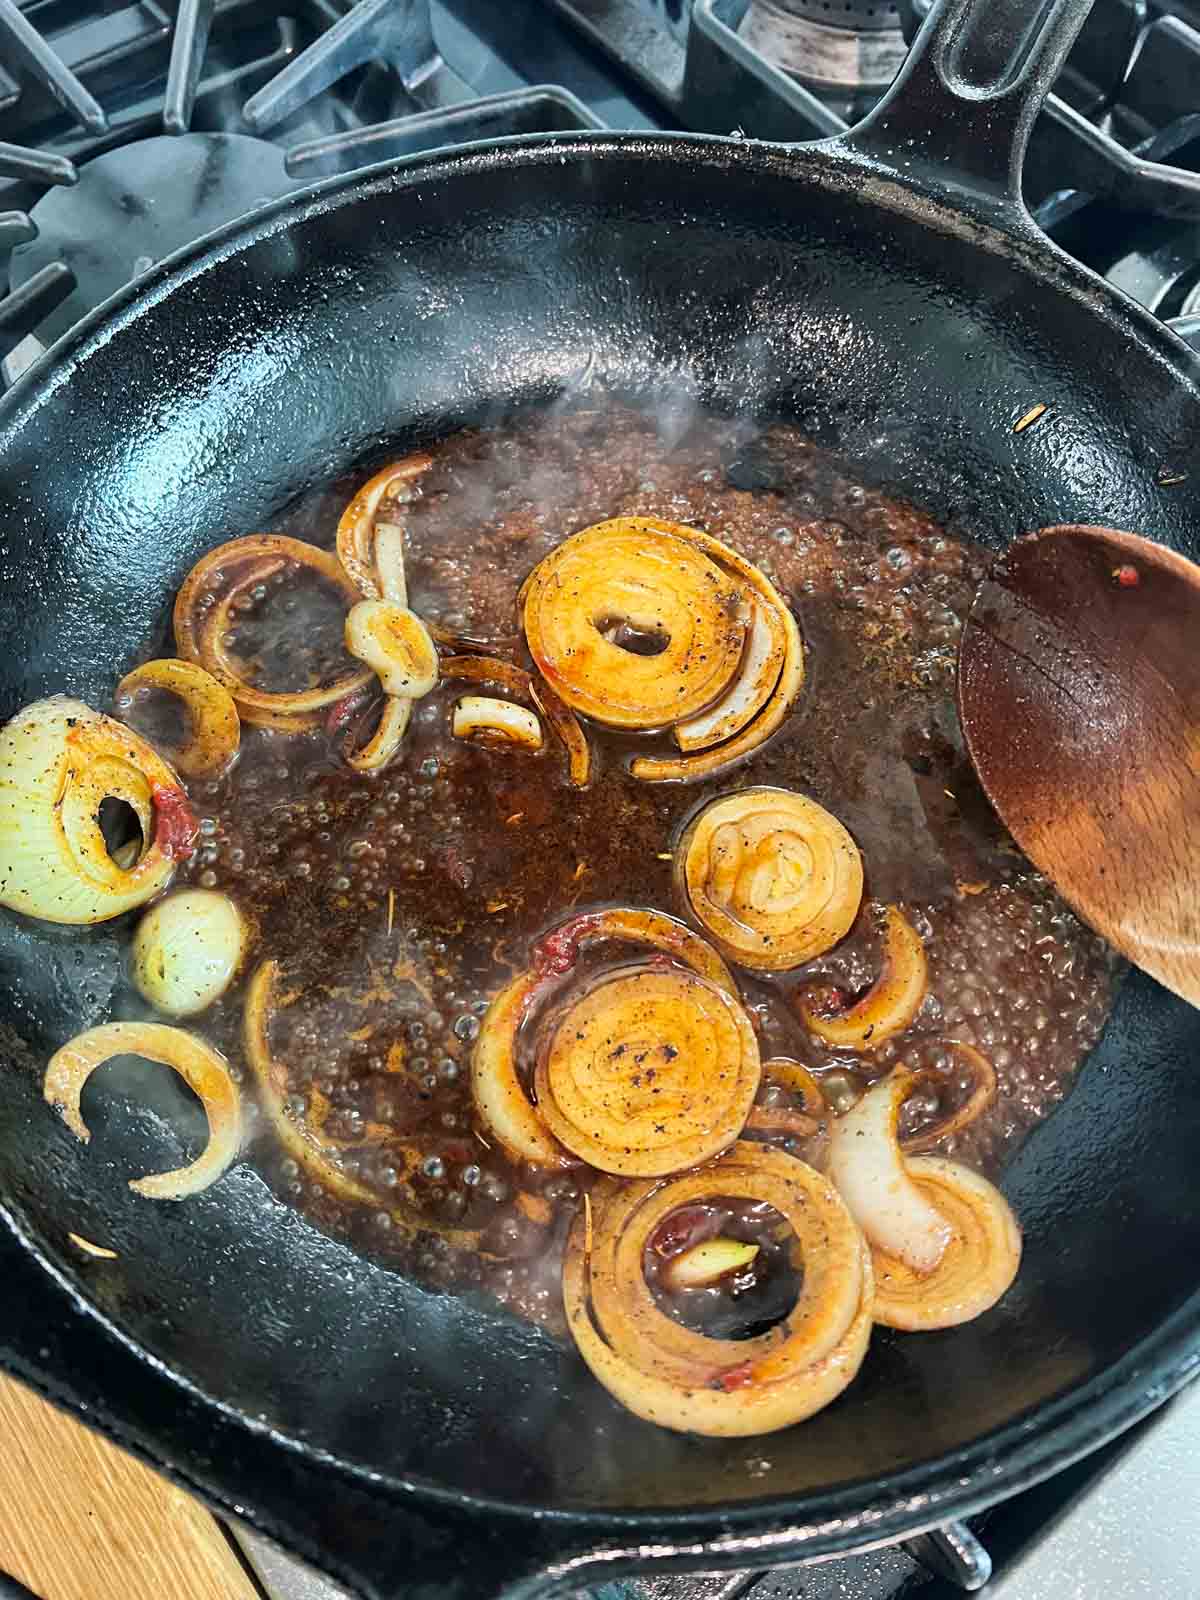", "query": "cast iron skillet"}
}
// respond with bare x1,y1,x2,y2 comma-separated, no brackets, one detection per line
2,0,1199,1595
